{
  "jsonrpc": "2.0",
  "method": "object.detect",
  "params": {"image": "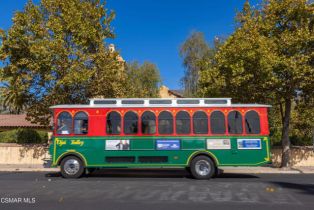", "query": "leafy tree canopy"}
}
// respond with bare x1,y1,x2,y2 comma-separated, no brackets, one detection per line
198,0,313,167
0,0,128,125
125,61,161,98
180,32,219,97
